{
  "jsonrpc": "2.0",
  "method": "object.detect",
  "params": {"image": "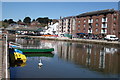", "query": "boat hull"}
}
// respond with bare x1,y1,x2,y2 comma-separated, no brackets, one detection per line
17,48,54,53
9,48,27,63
